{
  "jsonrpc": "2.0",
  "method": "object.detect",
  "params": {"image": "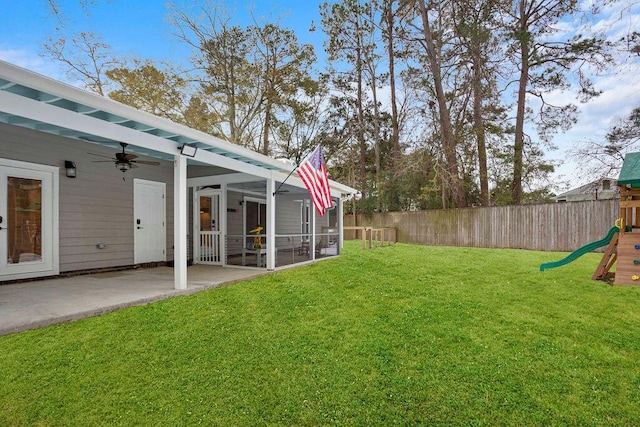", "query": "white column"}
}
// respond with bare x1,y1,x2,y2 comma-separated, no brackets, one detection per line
220,183,227,266
174,155,188,290
310,198,316,261
266,177,276,270
337,197,344,253
192,187,199,265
